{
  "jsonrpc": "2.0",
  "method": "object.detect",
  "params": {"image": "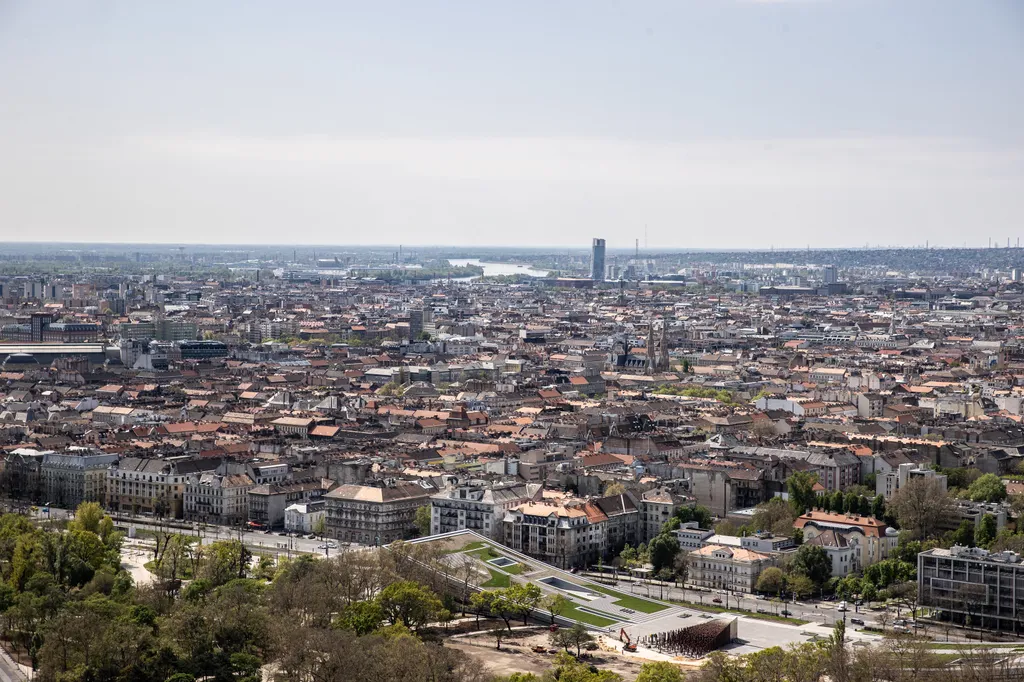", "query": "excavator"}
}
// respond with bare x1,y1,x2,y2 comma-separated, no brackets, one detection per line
619,628,637,653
